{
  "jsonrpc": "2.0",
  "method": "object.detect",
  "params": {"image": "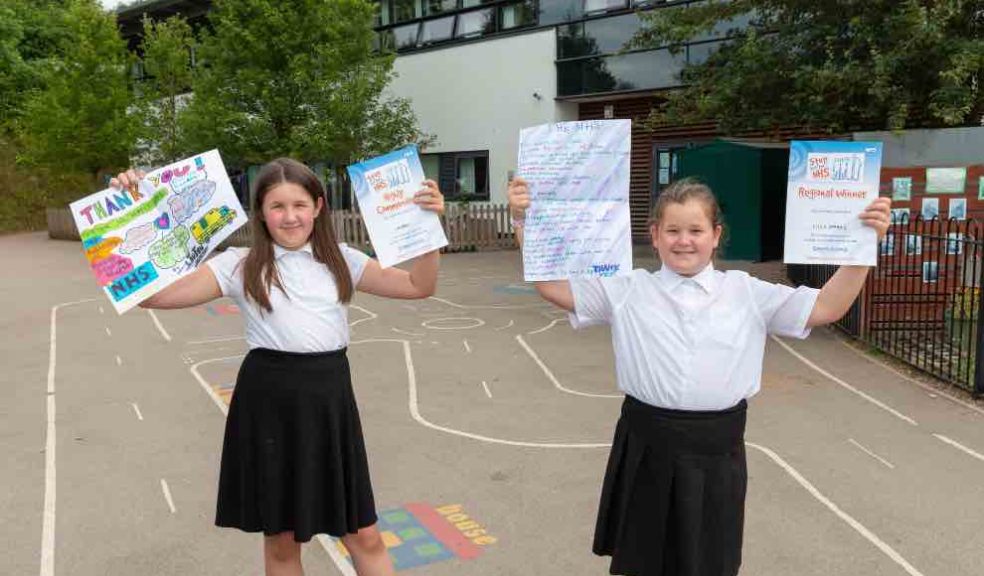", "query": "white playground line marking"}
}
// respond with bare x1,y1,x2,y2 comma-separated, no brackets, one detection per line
463,340,472,353
391,327,424,337
349,305,378,328
747,442,925,576
934,434,984,463
115,355,122,366
315,535,357,576
160,479,177,514
770,336,918,426
41,298,98,576
481,380,492,398
428,296,543,310
847,438,895,469
838,338,984,418
527,319,563,335
421,317,485,330
131,403,144,421
351,338,612,448
515,335,621,399
104,327,111,337
146,309,172,342
494,320,514,331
